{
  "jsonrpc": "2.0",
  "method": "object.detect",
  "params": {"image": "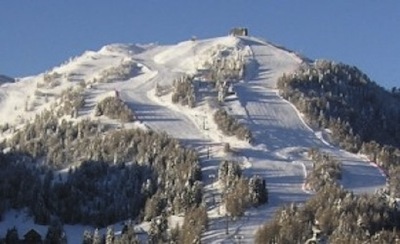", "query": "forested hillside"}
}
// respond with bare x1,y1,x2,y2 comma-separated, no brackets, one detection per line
255,183,400,243
254,60,400,243
277,60,400,170
0,35,391,243
0,109,202,230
